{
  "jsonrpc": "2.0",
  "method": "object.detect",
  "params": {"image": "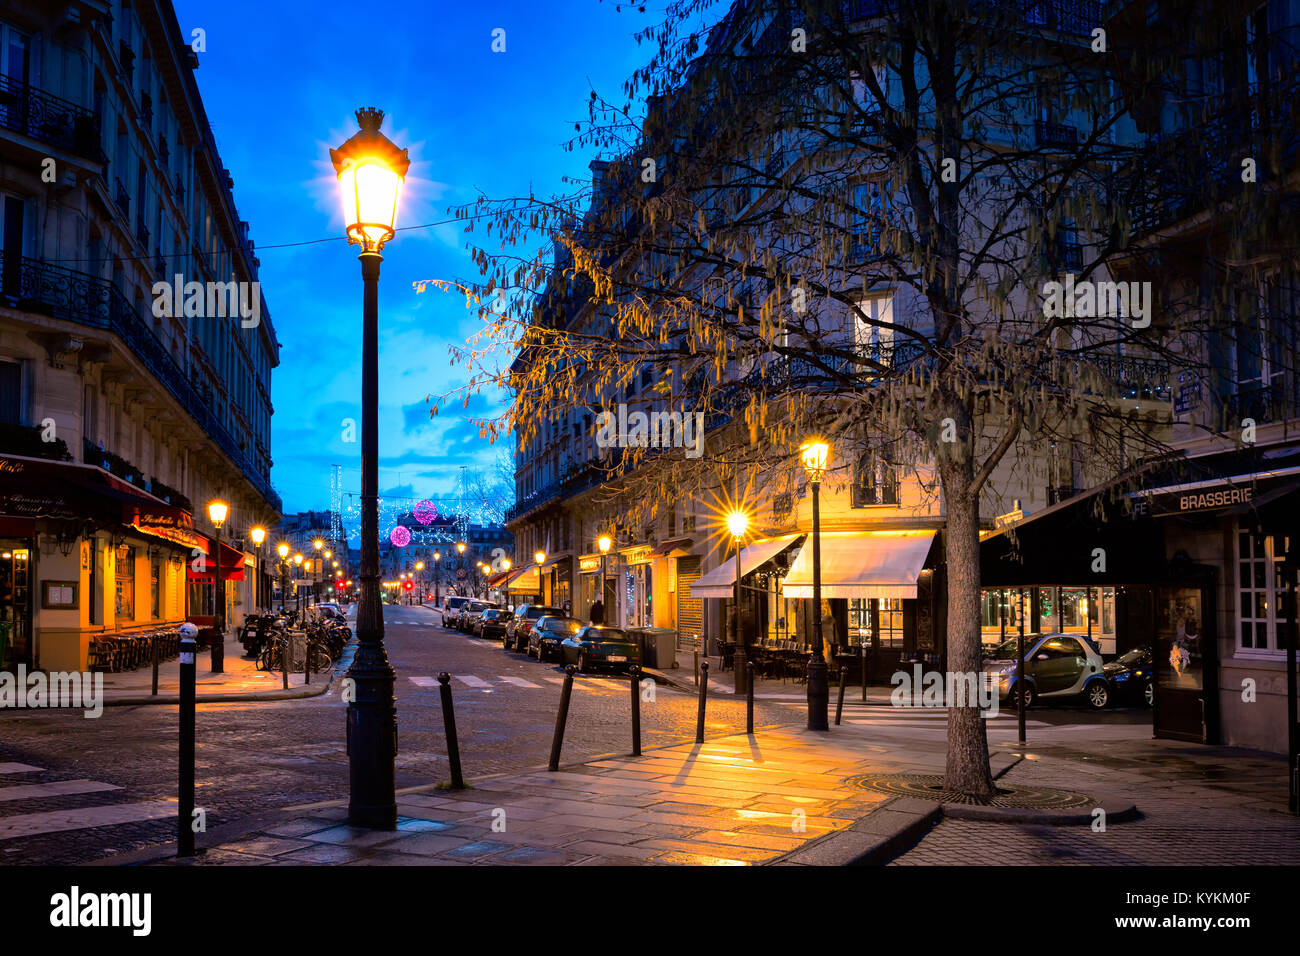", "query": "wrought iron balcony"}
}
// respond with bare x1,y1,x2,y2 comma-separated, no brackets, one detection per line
1035,119,1079,149
0,250,281,514
0,74,106,163
1224,377,1300,427
1078,354,1172,402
